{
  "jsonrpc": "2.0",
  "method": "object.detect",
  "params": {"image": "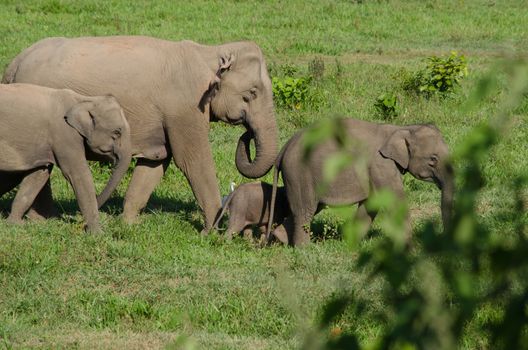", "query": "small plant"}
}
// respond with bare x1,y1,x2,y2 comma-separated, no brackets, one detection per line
333,58,344,83
271,62,327,112
308,57,325,81
374,92,399,120
272,76,310,110
402,51,468,97
279,63,298,77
